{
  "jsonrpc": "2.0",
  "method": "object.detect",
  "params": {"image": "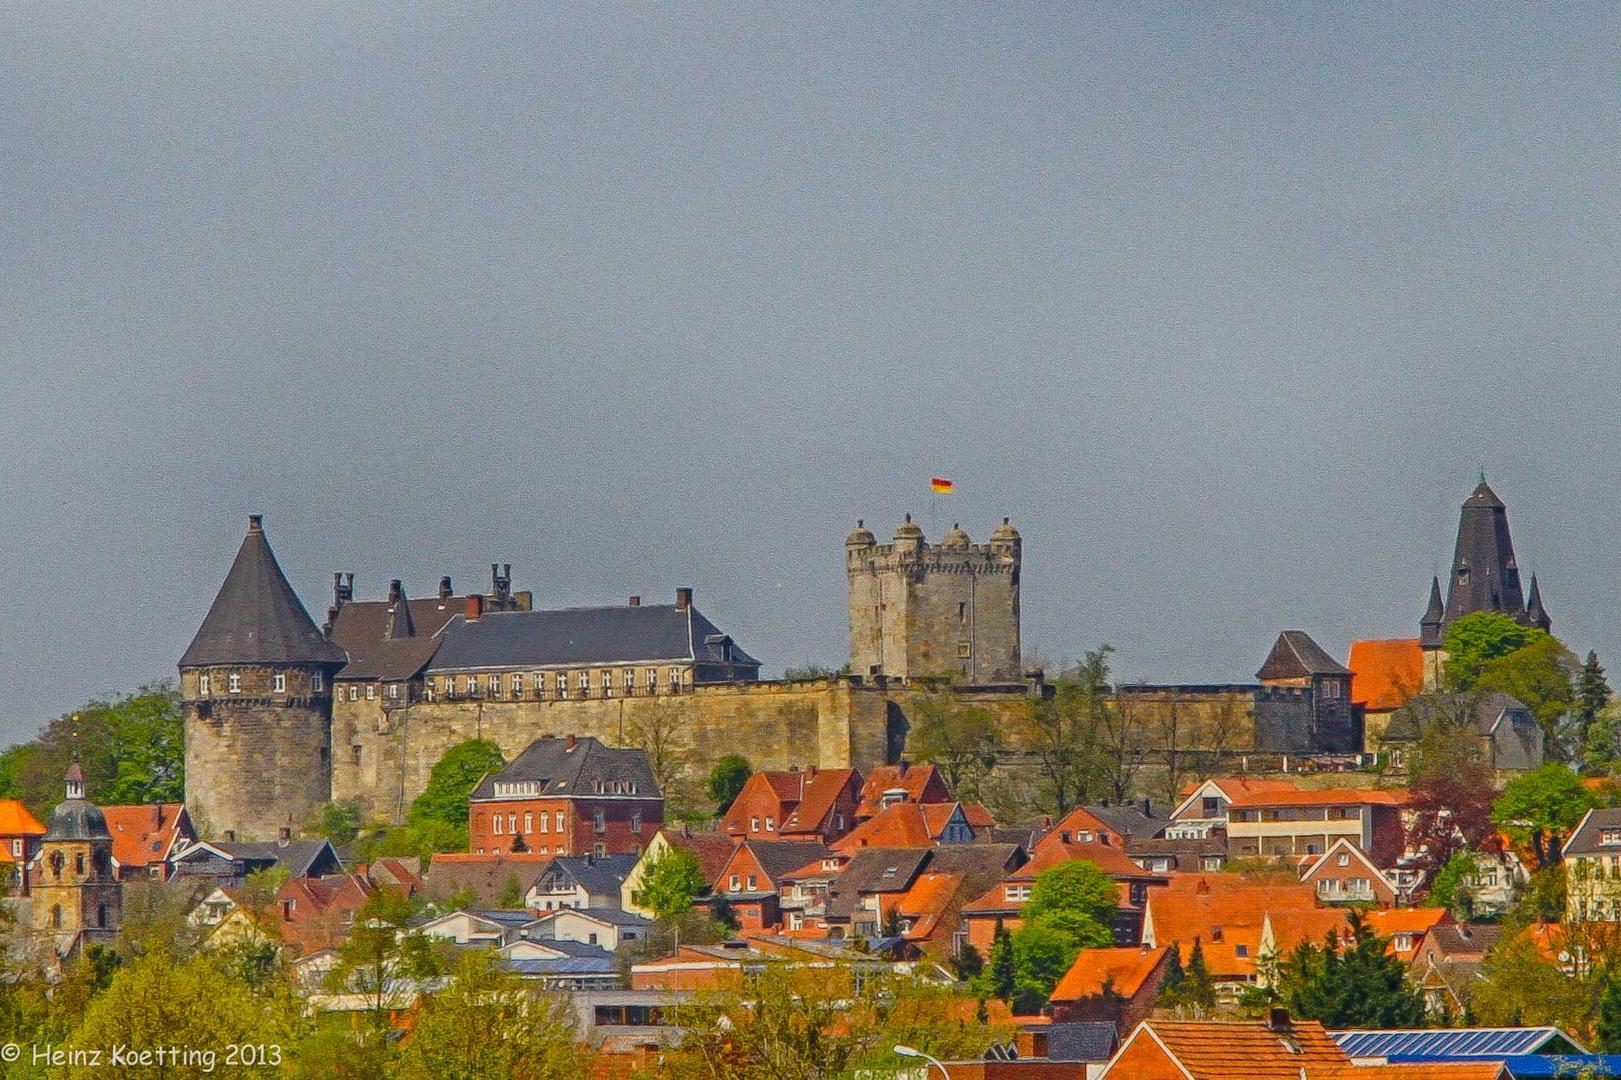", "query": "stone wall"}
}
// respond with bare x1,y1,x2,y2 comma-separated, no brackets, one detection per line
183,662,335,841
331,679,1035,824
